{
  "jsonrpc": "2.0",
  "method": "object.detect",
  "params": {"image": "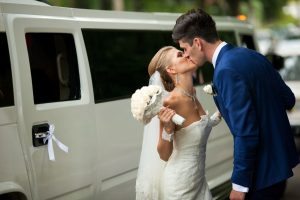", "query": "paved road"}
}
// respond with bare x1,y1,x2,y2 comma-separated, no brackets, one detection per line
283,161,300,200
